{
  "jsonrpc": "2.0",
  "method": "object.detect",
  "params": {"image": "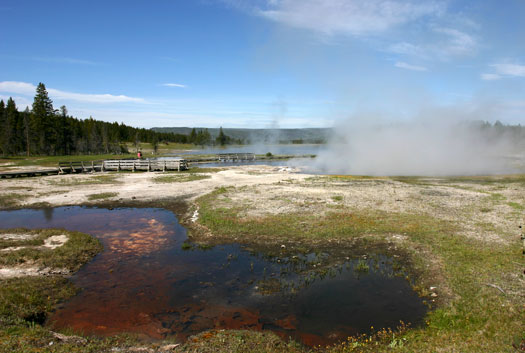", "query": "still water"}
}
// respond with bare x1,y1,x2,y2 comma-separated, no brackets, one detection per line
172,144,324,156
0,207,426,346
